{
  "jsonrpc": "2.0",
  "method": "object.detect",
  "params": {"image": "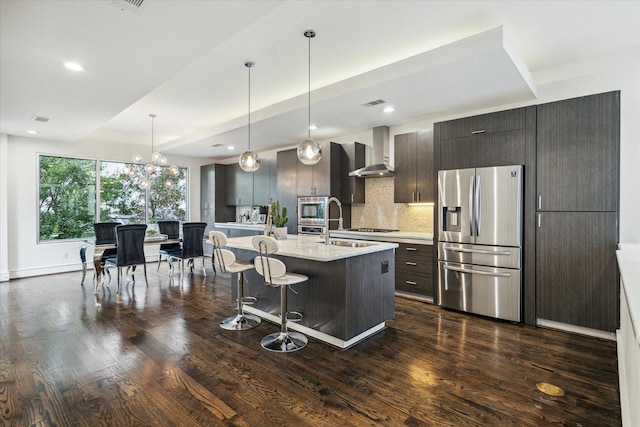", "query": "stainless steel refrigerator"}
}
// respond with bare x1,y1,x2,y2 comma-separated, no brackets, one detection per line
437,165,523,322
